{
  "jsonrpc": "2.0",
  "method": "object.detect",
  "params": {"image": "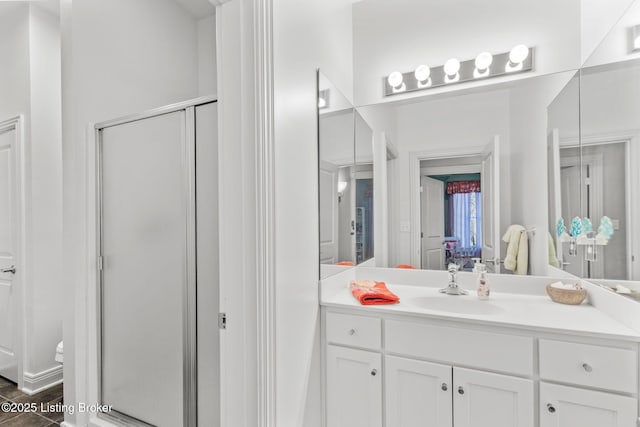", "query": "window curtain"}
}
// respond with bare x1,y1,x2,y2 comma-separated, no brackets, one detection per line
451,192,482,254
447,180,480,194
